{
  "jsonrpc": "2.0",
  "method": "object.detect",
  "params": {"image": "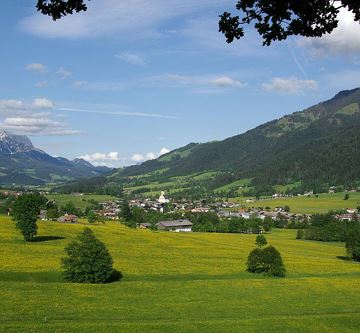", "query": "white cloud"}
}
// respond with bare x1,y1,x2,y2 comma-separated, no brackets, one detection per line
158,73,247,90
79,151,119,166
58,107,177,119
36,80,48,88
0,100,24,111
159,147,170,155
25,63,46,73
72,80,88,87
19,0,222,40
0,98,79,136
211,76,247,88
146,152,156,160
299,9,360,57
131,147,170,163
57,67,72,79
262,77,318,94
31,98,54,109
115,52,146,66
1,115,80,136
131,153,145,162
